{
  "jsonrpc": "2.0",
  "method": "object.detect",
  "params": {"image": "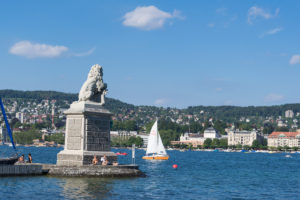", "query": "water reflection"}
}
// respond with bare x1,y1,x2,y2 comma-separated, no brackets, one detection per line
59,177,113,199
